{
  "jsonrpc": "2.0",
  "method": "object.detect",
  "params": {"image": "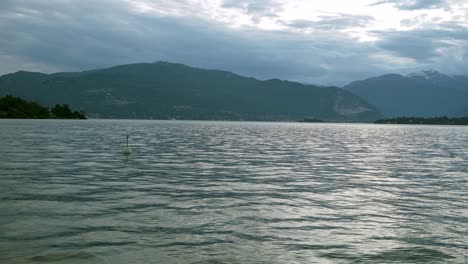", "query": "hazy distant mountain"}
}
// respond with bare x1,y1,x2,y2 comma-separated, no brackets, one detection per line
344,70,468,117
0,62,381,121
